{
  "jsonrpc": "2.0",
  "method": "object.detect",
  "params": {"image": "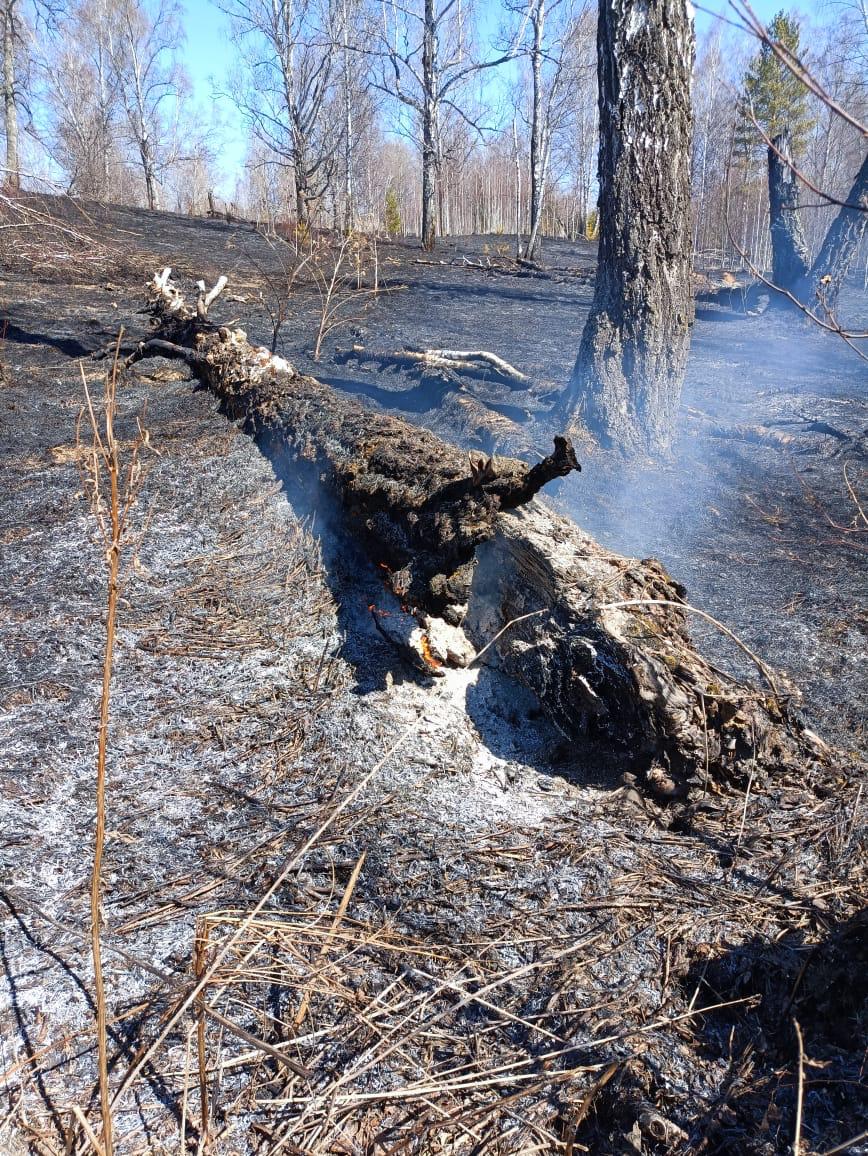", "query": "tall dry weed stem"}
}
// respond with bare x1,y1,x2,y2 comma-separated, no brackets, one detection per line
77,334,149,1155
